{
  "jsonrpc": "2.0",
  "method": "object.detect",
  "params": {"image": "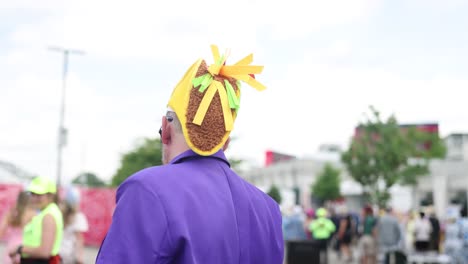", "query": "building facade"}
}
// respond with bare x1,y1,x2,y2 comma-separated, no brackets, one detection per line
445,133,468,161
240,134,468,218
